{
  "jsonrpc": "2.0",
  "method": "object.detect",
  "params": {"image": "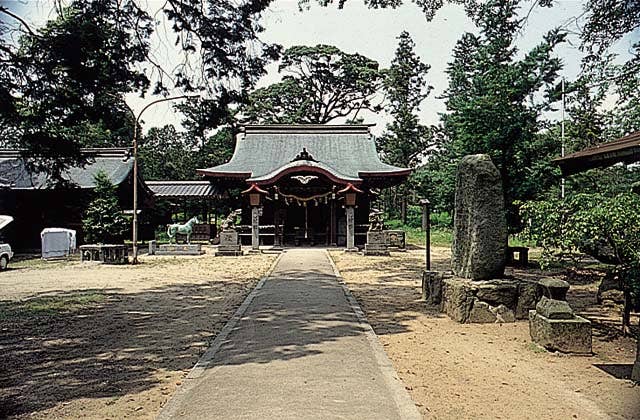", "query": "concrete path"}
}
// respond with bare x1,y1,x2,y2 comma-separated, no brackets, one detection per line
158,249,421,420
